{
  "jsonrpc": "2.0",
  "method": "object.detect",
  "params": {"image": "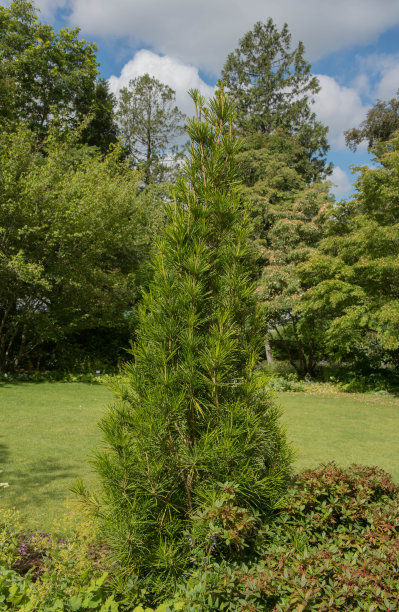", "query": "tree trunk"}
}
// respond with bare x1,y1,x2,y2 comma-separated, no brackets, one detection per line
264,335,274,364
